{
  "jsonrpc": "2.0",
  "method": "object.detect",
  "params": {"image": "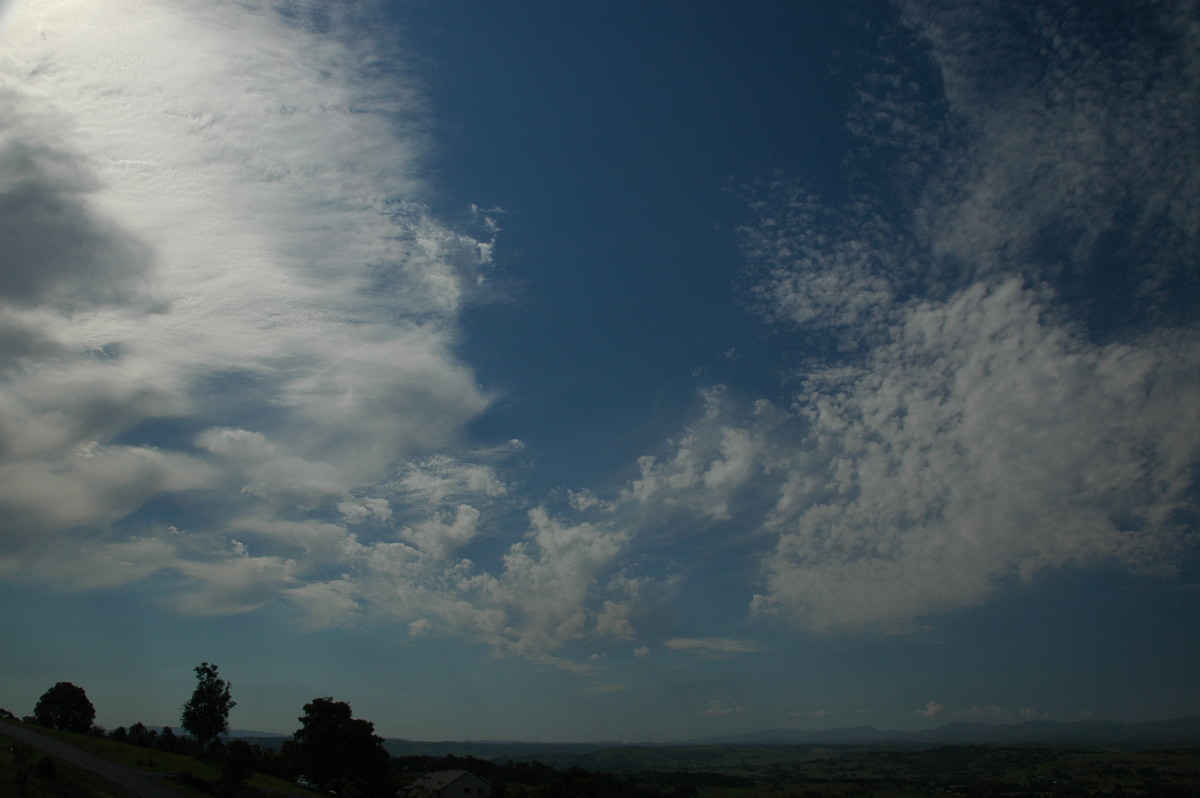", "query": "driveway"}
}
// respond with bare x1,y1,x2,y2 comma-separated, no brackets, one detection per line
1,721,185,798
